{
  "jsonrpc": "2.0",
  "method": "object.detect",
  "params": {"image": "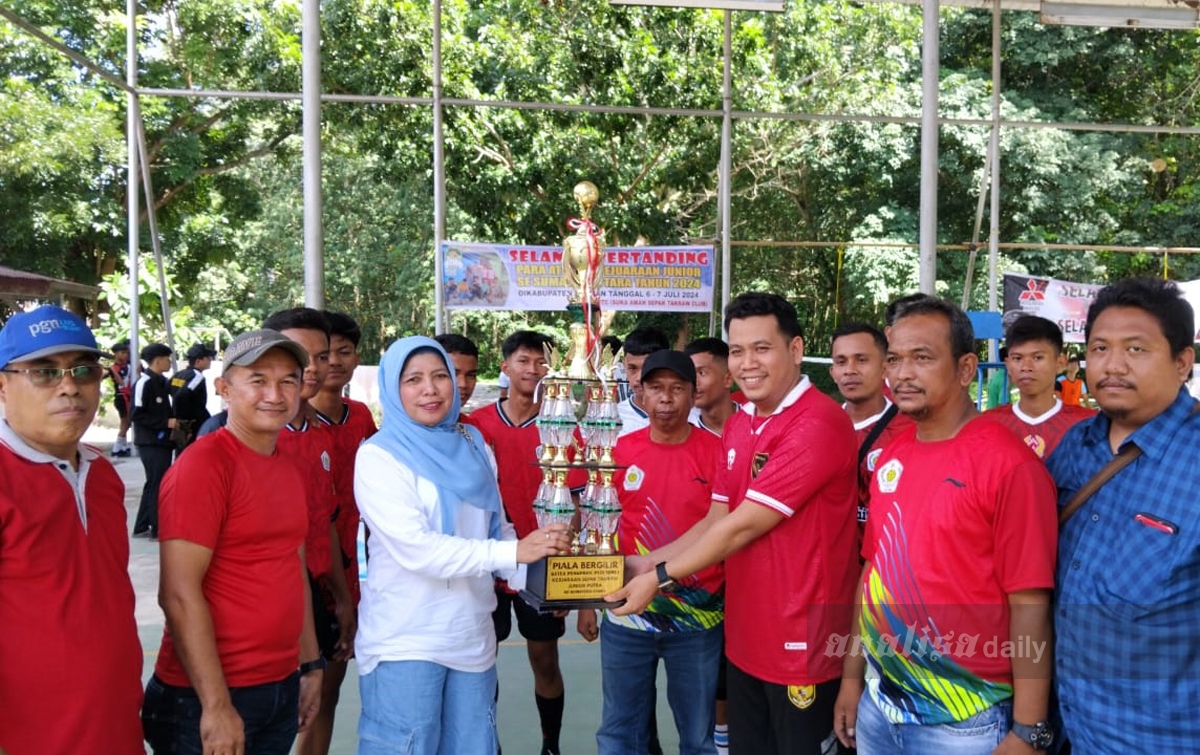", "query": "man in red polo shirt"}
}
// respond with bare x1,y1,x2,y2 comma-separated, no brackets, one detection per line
609,292,859,755
145,328,325,754
0,305,143,755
